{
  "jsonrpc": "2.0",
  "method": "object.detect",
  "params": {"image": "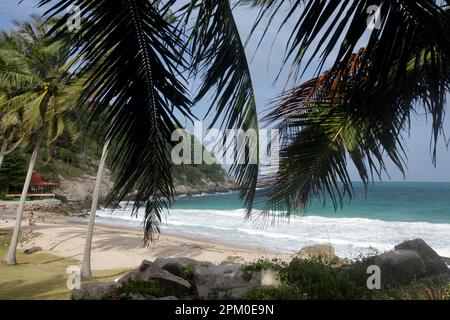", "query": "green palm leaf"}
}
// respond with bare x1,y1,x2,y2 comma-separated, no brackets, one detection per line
39,0,193,242
260,39,449,219
182,0,260,215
